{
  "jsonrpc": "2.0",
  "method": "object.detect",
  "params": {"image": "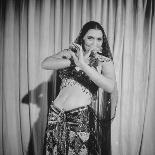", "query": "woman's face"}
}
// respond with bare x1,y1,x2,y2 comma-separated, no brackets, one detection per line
83,29,103,53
